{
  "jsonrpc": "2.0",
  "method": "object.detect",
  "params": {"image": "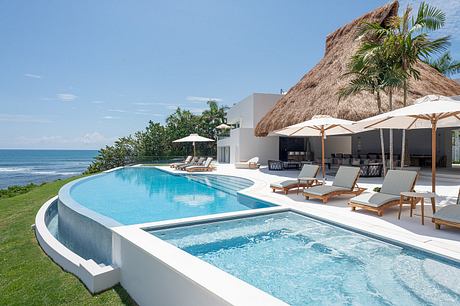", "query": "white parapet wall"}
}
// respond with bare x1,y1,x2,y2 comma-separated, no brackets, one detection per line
35,196,120,293
111,211,288,306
